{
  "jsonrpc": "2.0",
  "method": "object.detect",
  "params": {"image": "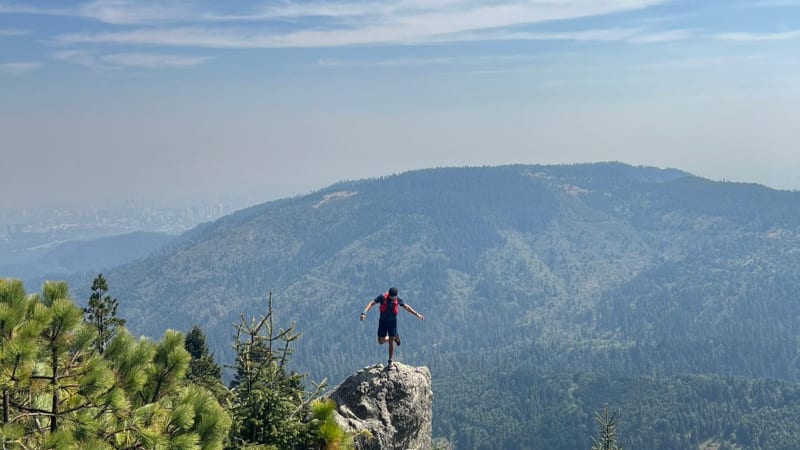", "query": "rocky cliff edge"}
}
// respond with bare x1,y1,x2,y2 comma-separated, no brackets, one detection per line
327,362,432,450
